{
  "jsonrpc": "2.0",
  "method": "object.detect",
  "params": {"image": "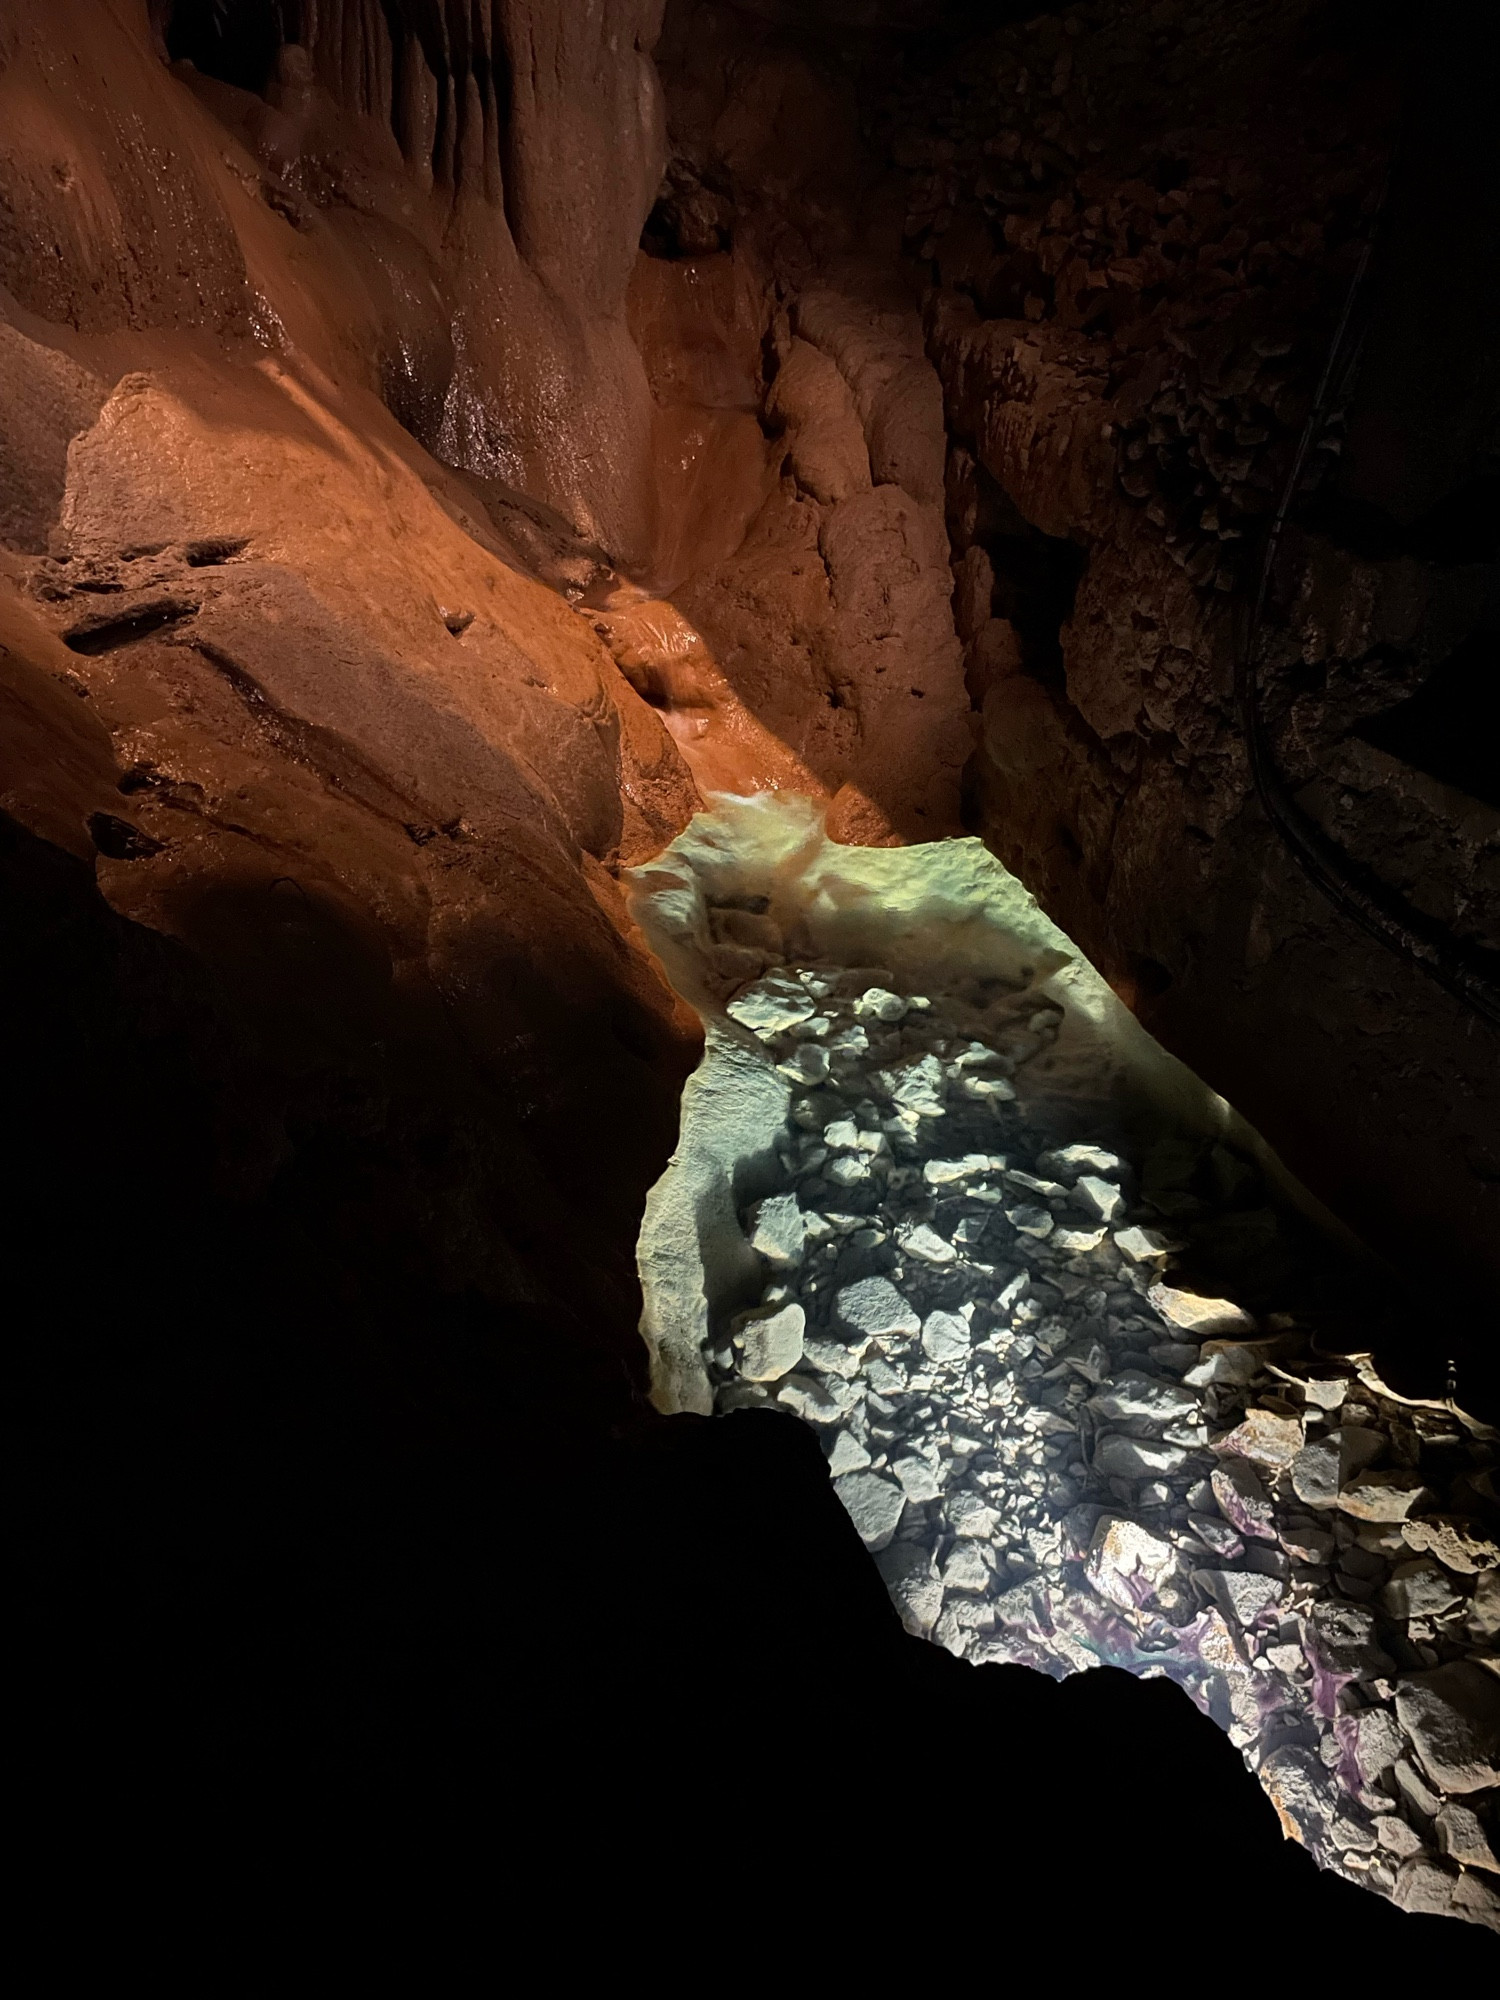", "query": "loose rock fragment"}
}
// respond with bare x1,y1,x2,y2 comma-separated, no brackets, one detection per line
803,1334,866,1379
727,980,815,1035
1072,1174,1126,1223
1291,1437,1341,1509
1401,1517,1500,1575
1185,1341,1268,1388
1085,1514,1178,1611
748,1193,807,1267
1095,1433,1191,1479
1214,1406,1303,1471
1148,1284,1256,1338
835,1471,906,1551
1394,1663,1500,1795
893,1455,943,1503
827,1430,872,1476
877,1541,941,1634
776,1373,854,1423
778,1044,830,1085
836,1277,920,1339
1393,1755,1444,1818
1039,1144,1125,1180
1260,1746,1335,1841
942,1541,993,1592
1374,1815,1425,1859
1348,1706,1405,1785
921,1309,972,1366
1113,1225,1174,1263
1052,1223,1107,1252
1392,1856,1463,1918
738,1303,806,1381
1211,1459,1278,1542
897,1221,957,1264
1380,1560,1462,1621
1280,1521,1335,1564
877,1053,947,1115
1188,1513,1244,1559
1305,1601,1394,1679
854,987,907,1021
1340,1472,1433,1523
924,1154,1004,1184
1089,1370,1200,1428
1434,1803,1499,1873
1194,1568,1283,1630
